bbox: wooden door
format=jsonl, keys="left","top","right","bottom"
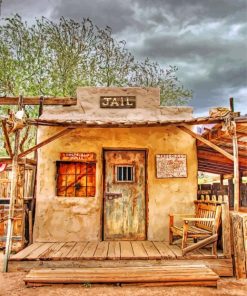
{"left": 103, "top": 150, "right": 146, "bottom": 240}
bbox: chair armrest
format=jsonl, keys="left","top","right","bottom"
{"left": 169, "top": 213, "right": 195, "bottom": 217}
{"left": 182, "top": 218, "right": 215, "bottom": 222}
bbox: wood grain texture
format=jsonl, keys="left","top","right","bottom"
{"left": 80, "top": 242, "right": 98, "bottom": 259}
{"left": 26, "top": 243, "right": 54, "bottom": 260}
{"left": 24, "top": 265, "right": 219, "bottom": 285}
{"left": 93, "top": 241, "right": 109, "bottom": 260}
{"left": 67, "top": 242, "right": 87, "bottom": 258}
{"left": 131, "top": 241, "right": 148, "bottom": 258}
{"left": 11, "top": 243, "right": 43, "bottom": 260}
{"left": 52, "top": 242, "right": 76, "bottom": 259}
{"left": 107, "top": 241, "right": 120, "bottom": 259}
{"left": 8, "top": 256, "right": 233, "bottom": 277}
{"left": 0, "top": 96, "right": 77, "bottom": 106}
{"left": 103, "top": 150, "right": 146, "bottom": 241}
{"left": 142, "top": 241, "right": 161, "bottom": 259}
{"left": 120, "top": 241, "right": 134, "bottom": 259}
{"left": 231, "top": 213, "right": 247, "bottom": 279}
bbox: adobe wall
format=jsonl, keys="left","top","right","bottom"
{"left": 33, "top": 125, "right": 197, "bottom": 242}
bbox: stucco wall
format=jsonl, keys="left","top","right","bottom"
{"left": 33, "top": 125, "right": 197, "bottom": 242}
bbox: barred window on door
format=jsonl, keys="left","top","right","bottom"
{"left": 115, "top": 165, "right": 135, "bottom": 182}
{"left": 56, "top": 161, "right": 96, "bottom": 197}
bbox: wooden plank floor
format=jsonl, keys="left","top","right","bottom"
{"left": 10, "top": 241, "right": 217, "bottom": 261}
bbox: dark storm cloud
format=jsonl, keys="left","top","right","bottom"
{"left": 132, "top": 0, "right": 247, "bottom": 24}
{"left": 1, "top": 0, "right": 247, "bottom": 115}
{"left": 51, "top": 0, "right": 137, "bottom": 33}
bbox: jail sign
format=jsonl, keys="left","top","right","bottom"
{"left": 100, "top": 96, "right": 136, "bottom": 108}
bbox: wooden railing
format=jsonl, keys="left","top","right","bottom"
{"left": 198, "top": 182, "right": 247, "bottom": 210}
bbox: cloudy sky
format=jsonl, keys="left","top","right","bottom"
{"left": 1, "top": 0, "right": 247, "bottom": 115}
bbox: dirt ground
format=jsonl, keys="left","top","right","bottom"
{"left": 0, "top": 252, "right": 247, "bottom": 296}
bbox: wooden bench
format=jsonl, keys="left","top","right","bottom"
{"left": 169, "top": 202, "right": 222, "bottom": 255}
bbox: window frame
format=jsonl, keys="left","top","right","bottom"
{"left": 56, "top": 161, "right": 96, "bottom": 198}
{"left": 114, "top": 164, "right": 135, "bottom": 183}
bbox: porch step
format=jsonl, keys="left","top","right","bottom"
{"left": 24, "top": 265, "right": 219, "bottom": 287}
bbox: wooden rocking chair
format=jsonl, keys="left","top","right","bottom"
{"left": 169, "top": 202, "right": 222, "bottom": 256}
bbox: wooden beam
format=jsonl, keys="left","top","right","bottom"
{"left": 198, "top": 166, "right": 233, "bottom": 175}
{"left": 0, "top": 96, "right": 77, "bottom": 106}
{"left": 197, "top": 148, "right": 247, "bottom": 167}
{"left": 178, "top": 125, "right": 234, "bottom": 161}
{"left": 1, "top": 120, "right": 13, "bottom": 158}
{"left": 210, "top": 138, "right": 247, "bottom": 148}
{"left": 182, "top": 234, "right": 218, "bottom": 256}
{"left": 0, "top": 157, "right": 36, "bottom": 165}
{"left": 26, "top": 117, "right": 227, "bottom": 128}
{"left": 198, "top": 163, "right": 233, "bottom": 172}
{"left": 18, "top": 127, "right": 75, "bottom": 158}
{"left": 198, "top": 166, "right": 235, "bottom": 174}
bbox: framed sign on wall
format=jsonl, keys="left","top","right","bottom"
{"left": 60, "top": 152, "right": 96, "bottom": 162}
{"left": 156, "top": 154, "right": 187, "bottom": 178}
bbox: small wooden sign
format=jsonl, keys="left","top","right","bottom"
{"left": 156, "top": 154, "right": 187, "bottom": 178}
{"left": 60, "top": 152, "right": 96, "bottom": 162}
{"left": 100, "top": 96, "right": 136, "bottom": 108}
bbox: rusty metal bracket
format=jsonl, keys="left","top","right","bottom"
{"left": 105, "top": 193, "right": 122, "bottom": 200}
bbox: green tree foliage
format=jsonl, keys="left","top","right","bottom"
{"left": 0, "top": 15, "right": 192, "bottom": 156}
{"left": 0, "top": 14, "right": 192, "bottom": 102}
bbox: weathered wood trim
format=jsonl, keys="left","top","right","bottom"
{"left": 182, "top": 235, "right": 218, "bottom": 256}
{"left": 177, "top": 125, "right": 234, "bottom": 161}
{"left": 8, "top": 258, "right": 233, "bottom": 277}
{"left": 221, "top": 199, "right": 232, "bottom": 258}
{"left": 232, "top": 121, "right": 240, "bottom": 212}
{"left": 231, "top": 212, "right": 247, "bottom": 279}
{"left": 26, "top": 117, "right": 228, "bottom": 127}
{"left": 18, "top": 127, "right": 75, "bottom": 158}
{"left": 1, "top": 120, "right": 13, "bottom": 158}
{"left": 0, "top": 96, "right": 77, "bottom": 106}
{"left": 0, "top": 158, "right": 37, "bottom": 166}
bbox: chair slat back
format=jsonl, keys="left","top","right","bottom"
{"left": 195, "top": 203, "right": 221, "bottom": 231}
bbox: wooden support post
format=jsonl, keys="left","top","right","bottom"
{"left": 220, "top": 174, "right": 224, "bottom": 185}
{"left": 18, "top": 127, "right": 75, "bottom": 158}
{"left": 1, "top": 120, "right": 13, "bottom": 158}
{"left": 38, "top": 96, "right": 44, "bottom": 117}
{"left": 169, "top": 215, "right": 174, "bottom": 244}
{"left": 182, "top": 221, "right": 189, "bottom": 249}
{"left": 221, "top": 198, "right": 232, "bottom": 258}
{"left": 243, "top": 216, "right": 247, "bottom": 273}
{"left": 232, "top": 121, "right": 240, "bottom": 212}
{"left": 231, "top": 212, "right": 247, "bottom": 279}
{"left": 3, "top": 95, "right": 23, "bottom": 272}
{"left": 28, "top": 211, "right": 33, "bottom": 245}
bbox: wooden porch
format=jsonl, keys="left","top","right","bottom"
{"left": 9, "top": 240, "right": 233, "bottom": 277}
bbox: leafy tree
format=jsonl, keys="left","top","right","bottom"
{"left": 0, "top": 14, "right": 192, "bottom": 101}
{"left": 0, "top": 15, "right": 192, "bottom": 156}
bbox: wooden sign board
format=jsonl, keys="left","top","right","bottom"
{"left": 100, "top": 96, "right": 136, "bottom": 108}
{"left": 60, "top": 152, "right": 96, "bottom": 162}
{"left": 156, "top": 154, "right": 187, "bottom": 178}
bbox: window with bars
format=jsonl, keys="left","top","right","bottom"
{"left": 56, "top": 162, "right": 96, "bottom": 197}
{"left": 115, "top": 165, "right": 135, "bottom": 182}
